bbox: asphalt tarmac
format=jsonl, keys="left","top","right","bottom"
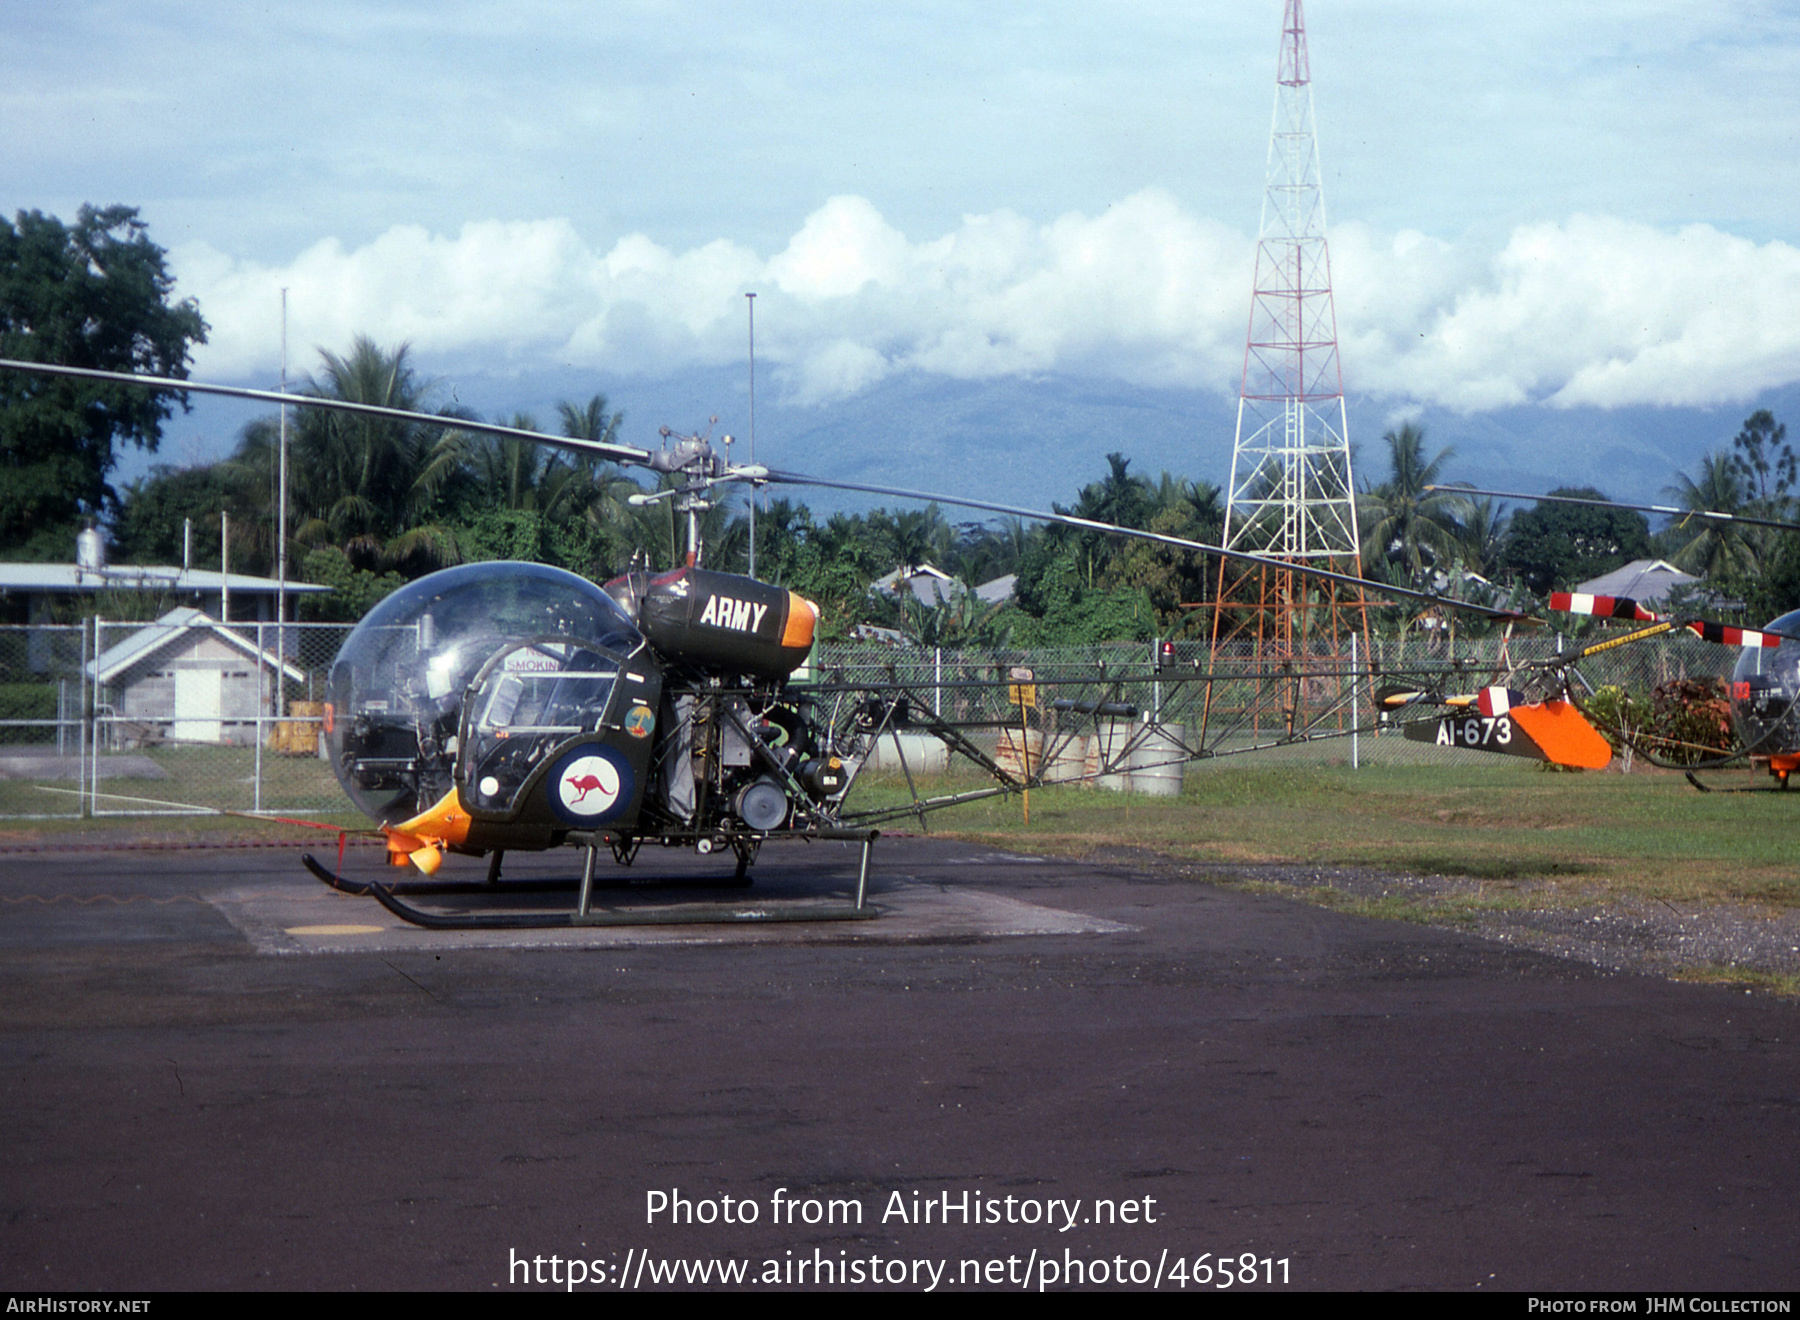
{"left": 1, "top": 835, "right": 1796, "bottom": 1292}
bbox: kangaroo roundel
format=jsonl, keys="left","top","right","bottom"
{"left": 557, "top": 754, "right": 621, "bottom": 817}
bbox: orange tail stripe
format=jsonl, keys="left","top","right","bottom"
{"left": 1511, "top": 701, "right": 1613, "bottom": 770}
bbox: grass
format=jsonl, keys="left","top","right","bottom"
{"left": 1671, "top": 964, "right": 1800, "bottom": 996}
{"left": 846, "top": 760, "right": 1800, "bottom": 909}
{"left": 5, "top": 748, "right": 1798, "bottom": 914}
{"left": 0, "top": 742, "right": 361, "bottom": 840}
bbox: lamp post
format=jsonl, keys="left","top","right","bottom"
{"left": 746, "top": 291, "right": 756, "bottom": 579}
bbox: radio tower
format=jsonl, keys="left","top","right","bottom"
{"left": 1208, "top": 0, "right": 1368, "bottom": 696}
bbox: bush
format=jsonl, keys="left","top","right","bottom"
{"left": 0, "top": 683, "right": 57, "bottom": 721}
{"left": 1582, "top": 679, "right": 1733, "bottom": 765}
{"left": 1648, "top": 676, "right": 1734, "bottom": 763}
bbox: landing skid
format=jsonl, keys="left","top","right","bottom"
{"left": 301, "top": 829, "right": 880, "bottom": 930}
{"left": 300, "top": 853, "right": 766, "bottom": 896}
{"left": 1685, "top": 770, "right": 1793, "bottom": 794}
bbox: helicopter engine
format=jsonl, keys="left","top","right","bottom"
{"left": 601, "top": 567, "right": 850, "bottom": 849}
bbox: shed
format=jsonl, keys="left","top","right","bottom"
{"left": 87, "top": 608, "right": 306, "bottom": 746}
{"left": 1572, "top": 558, "right": 1700, "bottom": 607}
{"left": 872, "top": 564, "right": 963, "bottom": 607}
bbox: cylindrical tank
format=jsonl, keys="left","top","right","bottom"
{"left": 76, "top": 527, "right": 106, "bottom": 572}
{"left": 604, "top": 567, "right": 817, "bottom": 679}
{"left": 1043, "top": 733, "right": 1090, "bottom": 784}
{"left": 867, "top": 732, "right": 949, "bottom": 775}
{"left": 1089, "top": 717, "right": 1137, "bottom": 792}
{"left": 1129, "top": 723, "right": 1186, "bottom": 797}
{"left": 995, "top": 728, "right": 1045, "bottom": 780}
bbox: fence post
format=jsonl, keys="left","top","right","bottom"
{"left": 83, "top": 617, "right": 94, "bottom": 818}
{"left": 1350, "top": 631, "right": 1360, "bottom": 770}
{"left": 254, "top": 620, "right": 265, "bottom": 814}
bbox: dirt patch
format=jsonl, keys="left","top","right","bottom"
{"left": 1080, "top": 845, "right": 1800, "bottom": 993}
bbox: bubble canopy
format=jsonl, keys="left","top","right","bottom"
{"left": 324, "top": 563, "right": 643, "bottom": 822}
{"left": 1731, "top": 608, "right": 1800, "bottom": 757}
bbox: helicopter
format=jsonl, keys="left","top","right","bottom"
{"left": 3, "top": 356, "right": 1796, "bottom": 930}
{"left": 1405, "top": 485, "right": 1800, "bottom": 790}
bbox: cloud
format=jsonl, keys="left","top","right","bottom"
{"left": 174, "top": 196, "right": 1800, "bottom": 414}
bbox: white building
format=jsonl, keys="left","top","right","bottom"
{"left": 87, "top": 608, "right": 306, "bottom": 747}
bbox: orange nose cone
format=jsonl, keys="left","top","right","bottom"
{"left": 782, "top": 592, "right": 820, "bottom": 650}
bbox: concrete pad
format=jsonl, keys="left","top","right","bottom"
{"left": 207, "top": 879, "right": 1133, "bottom": 954}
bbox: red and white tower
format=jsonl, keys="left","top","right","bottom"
{"left": 1226, "top": 0, "right": 1358, "bottom": 562}
{"left": 1210, "top": 0, "right": 1368, "bottom": 679}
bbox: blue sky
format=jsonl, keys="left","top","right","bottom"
{"left": 7, "top": 1, "right": 1800, "bottom": 498}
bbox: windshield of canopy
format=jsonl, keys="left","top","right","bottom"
{"left": 461, "top": 638, "right": 626, "bottom": 813}
{"left": 324, "top": 563, "right": 641, "bottom": 821}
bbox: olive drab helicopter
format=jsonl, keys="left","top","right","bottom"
{"left": 4, "top": 357, "right": 1797, "bottom": 931}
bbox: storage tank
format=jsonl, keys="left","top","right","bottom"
{"left": 76, "top": 527, "right": 107, "bottom": 572}
{"left": 1128, "top": 723, "right": 1187, "bottom": 797}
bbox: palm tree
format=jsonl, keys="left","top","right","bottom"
{"left": 468, "top": 414, "right": 553, "bottom": 513}
{"left": 618, "top": 473, "right": 747, "bottom": 571}
{"left": 557, "top": 395, "right": 624, "bottom": 451}
{"left": 1357, "top": 423, "right": 1461, "bottom": 584}
{"left": 869, "top": 505, "right": 954, "bottom": 576}
{"left": 1663, "top": 450, "right": 1758, "bottom": 581}
{"left": 1446, "top": 493, "right": 1509, "bottom": 579}
{"left": 285, "top": 337, "right": 466, "bottom": 572}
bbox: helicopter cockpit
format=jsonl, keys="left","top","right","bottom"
{"left": 459, "top": 638, "right": 627, "bottom": 815}
{"left": 1731, "top": 607, "right": 1800, "bottom": 760}
{"left": 324, "top": 562, "right": 645, "bottom": 823}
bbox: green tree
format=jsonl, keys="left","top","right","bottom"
{"left": 1097, "top": 475, "right": 1224, "bottom": 629}
{"left": 0, "top": 206, "right": 208, "bottom": 558}
{"left": 1660, "top": 450, "right": 1758, "bottom": 582}
{"left": 294, "top": 545, "right": 407, "bottom": 622}
{"left": 284, "top": 337, "right": 467, "bottom": 575}
{"left": 1729, "top": 410, "right": 1797, "bottom": 505}
{"left": 1447, "top": 493, "right": 1510, "bottom": 580}
{"left": 1356, "top": 423, "right": 1460, "bottom": 584}
{"left": 112, "top": 464, "right": 237, "bottom": 569}
{"left": 867, "top": 505, "right": 955, "bottom": 576}
{"left": 1500, "top": 487, "right": 1650, "bottom": 596}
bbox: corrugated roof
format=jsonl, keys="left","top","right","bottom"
{"left": 1572, "top": 558, "right": 1699, "bottom": 604}
{"left": 0, "top": 563, "right": 330, "bottom": 594}
{"left": 87, "top": 608, "right": 309, "bottom": 684}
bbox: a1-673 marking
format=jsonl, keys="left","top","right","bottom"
{"left": 1435, "top": 714, "right": 1513, "bottom": 748}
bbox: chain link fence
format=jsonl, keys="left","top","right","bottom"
{"left": 0, "top": 619, "right": 351, "bottom": 820}
{"left": 0, "top": 620, "right": 1745, "bottom": 820}
{"left": 0, "top": 624, "right": 90, "bottom": 818}
{"left": 812, "top": 626, "right": 1739, "bottom": 773}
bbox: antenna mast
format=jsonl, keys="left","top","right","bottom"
{"left": 1206, "top": 0, "right": 1370, "bottom": 731}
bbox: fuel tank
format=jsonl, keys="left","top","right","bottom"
{"left": 604, "top": 566, "right": 818, "bottom": 679}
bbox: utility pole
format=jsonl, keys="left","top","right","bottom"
{"left": 746, "top": 291, "right": 757, "bottom": 579}
{"left": 277, "top": 288, "right": 289, "bottom": 714}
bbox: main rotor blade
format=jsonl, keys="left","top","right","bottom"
{"left": 1426, "top": 484, "right": 1800, "bottom": 533}
{"left": 763, "top": 468, "right": 1528, "bottom": 620}
{"left": 0, "top": 357, "right": 654, "bottom": 465}
{"left": 1548, "top": 591, "right": 1798, "bottom": 644}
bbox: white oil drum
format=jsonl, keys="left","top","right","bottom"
{"left": 1090, "top": 717, "right": 1136, "bottom": 792}
{"left": 1129, "top": 723, "right": 1186, "bottom": 797}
